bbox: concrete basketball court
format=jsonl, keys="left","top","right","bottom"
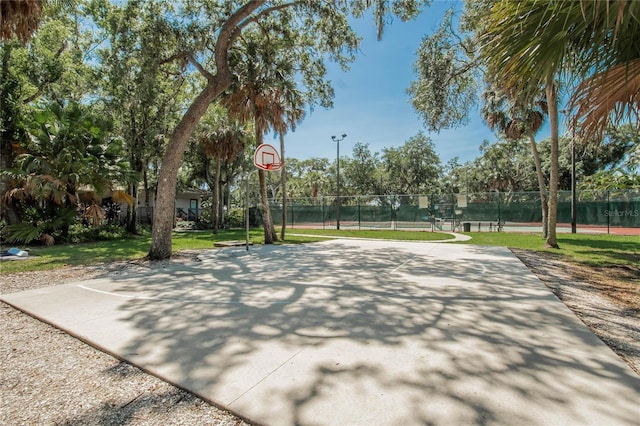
{"left": 2, "top": 239, "right": 639, "bottom": 425}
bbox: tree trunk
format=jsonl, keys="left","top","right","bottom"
{"left": 528, "top": 135, "right": 548, "bottom": 238}
{"left": 148, "top": 83, "right": 224, "bottom": 259}
{"left": 280, "top": 132, "right": 287, "bottom": 240}
{"left": 147, "top": 1, "right": 263, "bottom": 259}
{"left": 126, "top": 147, "right": 144, "bottom": 233}
{"left": 225, "top": 179, "right": 232, "bottom": 229}
{"left": 255, "top": 130, "right": 277, "bottom": 244}
{"left": 218, "top": 180, "right": 225, "bottom": 229}
{"left": 258, "top": 168, "right": 277, "bottom": 243}
{"left": 0, "top": 44, "right": 20, "bottom": 225}
{"left": 126, "top": 183, "right": 138, "bottom": 234}
{"left": 545, "top": 78, "right": 559, "bottom": 249}
{"left": 218, "top": 166, "right": 226, "bottom": 229}
{"left": 203, "top": 155, "right": 214, "bottom": 232}
{"left": 143, "top": 168, "right": 152, "bottom": 224}
{"left": 0, "top": 139, "right": 20, "bottom": 224}
{"left": 212, "top": 159, "right": 221, "bottom": 234}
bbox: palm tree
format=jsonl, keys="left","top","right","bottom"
{"left": 200, "top": 122, "right": 247, "bottom": 233}
{"left": 274, "top": 84, "right": 305, "bottom": 241}
{"left": 481, "top": 87, "right": 549, "bottom": 237}
{"left": 222, "top": 35, "right": 305, "bottom": 244}
{"left": 479, "top": 1, "right": 575, "bottom": 248}
{"left": 480, "top": 0, "right": 640, "bottom": 247}
{"left": 1, "top": 1, "right": 75, "bottom": 42}
{"left": 480, "top": 1, "right": 640, "bottom": 99}
{"left": 2, "top": 101, "right": 132, "bottom": 244}
{"left": 224, "top": 84, "right": 304, "bottom": 243}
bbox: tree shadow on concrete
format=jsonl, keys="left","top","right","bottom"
{"left": 64, "top": 241, "right": 640, "bottom": 425}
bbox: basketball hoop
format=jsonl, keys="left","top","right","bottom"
{"left": 264, "top": 162, "right": 282, "bottom": 170}
{"left": 254, "top": 144, "right": 282, "bottom": 171}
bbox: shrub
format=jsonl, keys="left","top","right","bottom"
{"left": 227, "top": 208, "right": 246, "bottom": 228}
{"left": 67, "top": 223, "right": 128, "bottom": 243}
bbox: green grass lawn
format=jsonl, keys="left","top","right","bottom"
{"left": 1, "top": 228, "right": 637, "bottom": 274}
{"left": 0, "top": 229, "right": 335, "bottom": 274}
{"left": 452, "top": 232, "right": 639, "bottom": 268}
{"left": 286, "top": 228, "right": 455, "bottom": 241}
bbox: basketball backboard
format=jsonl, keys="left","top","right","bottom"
{"left": 254, "top": 144, "right": 282, "bottom": 171}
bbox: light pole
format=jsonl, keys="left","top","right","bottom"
{"left": 332, "top": 134, "right": 347, "bottom": 230}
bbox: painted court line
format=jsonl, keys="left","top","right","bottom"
{"left": 76, "top": 284, "right": 294, "bottom": 305}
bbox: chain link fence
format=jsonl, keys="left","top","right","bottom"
{"left": 131, "top": 190, "right": 639, "bottom": 233}
{"left": 262, "top": 190, "right": 640, "bottom": 233}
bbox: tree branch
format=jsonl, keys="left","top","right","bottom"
{"left": 23, "top": 41, "right": 67, "bottom": 104}
{"left": 447, "top": 17, "right": 476, "bottom": 58}
{"left": 186, "top": 54, "right": 215, "bottom": 82}
{"left": 230, "top": 1, "right": 303, "bottom": 44}
{"left": 162, "top": 2, "right": 303, "bottom": 87}
{"left": 443, "top": 57, "right": 480, "bottom": 87}
{"left": 159, "top": 51, "right": 189, "bottom": 65}
{"left": 214, "top": 1, "right": 266, "bottom": 85}
{"left": 159, "top": 51, "right": 214, "bottom": 81}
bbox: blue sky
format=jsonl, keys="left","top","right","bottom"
{"left": 269, "top": 0, "right": 499, "bottom": 165}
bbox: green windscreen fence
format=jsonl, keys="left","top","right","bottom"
{"left": 262, "top": 190, "right": 640, "bottom": 230}
{"left": 557, "top": 190, "right": 640, "bottom": 227}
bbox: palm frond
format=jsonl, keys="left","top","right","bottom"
{"left": 78, "top": 190, "right": 99, "bottom": 204}
{"left": 504, "top": 121, "right": 524, "bottom": 140}
{"left": 84, "top": 203, "right": 105, "bottom": 227}
{"left": 0, "top": 0, "right": 42, "bottom": 42}
{"left": 481, "top": 86, "right": 547, "bottom": 140}
{"left": 111, "top": 189, "right": 135, "bottom": 206}
{"left": 481, "top": 0, "right": 640, "bottom": 101}
{"left": 67, "top": 191, "right": 78, "bottom": 205}
{"left": 0, "top": 167, "right": 28, "bottom": 180}
{"left": 569, "top": 57, "right": 640, "bottom": 142}
{"left": 1, "top": 222, "right": 44, "bottom": 244}
{"left": 3, "top": 187, "right": 30, "bottom": 204}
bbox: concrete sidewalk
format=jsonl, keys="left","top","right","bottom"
{"left": 2, "top": 240, "right": 639, "bottom": 425}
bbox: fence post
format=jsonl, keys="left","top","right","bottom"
{"left": 392, "top": 202, "right": 396, "bottom": 231}
{"left": 607, "top": 190, "right": 610, "bottom": 235}
{"left": 322, "top": 197, "right": 325, "bottom": 230}
{"left": 451, "top": 192, "right": 456, "bottom": 231}
{"left": 498, "top": 192, "right": 502, "bottom": 226}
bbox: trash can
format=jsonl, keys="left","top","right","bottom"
{"left": 463, "top": 222, "right": 471, "bottom": 232}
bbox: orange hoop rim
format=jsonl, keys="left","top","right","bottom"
{"left": 263, "top": 162, "right": 282, "bottom": 171}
